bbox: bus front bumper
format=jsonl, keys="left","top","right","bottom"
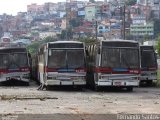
{"left": 140, "top": 75, "right": 157, "bottom": 81}
{"left": 0, "top": 72, "right": 30, "bottom": 83}
{"left": 96, "top": 80, "right": 139, "bottom": 87}
{"left": 45, "top": 80, "right": 86, "bottom": 86}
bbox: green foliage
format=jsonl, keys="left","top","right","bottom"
{"left": 27, "top": 36, "right": 56, "bottom": 55}
{"left": 69, "top": 18, "right": 81, "bottom": 28}
{"left": 58, "top": 29, "right": 73, "bottom": 40}
{"left": 77, "top": 37, "right": 97, "bottom": 45}
{"left": 125, "top": 0, "right": 136, "bottom": 6}
{"left": 156, "top": 35, "right": 160, "bottom": 56}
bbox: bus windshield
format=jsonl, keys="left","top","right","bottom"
{"left": 0, "top": 54, "right": 10, "bottom": 69}
{"left": 101, "top": 47, "right": 139, "bottom": 69}
{"left": 48, "top": 49, "right": 85, "bottom": 68}
{"left": 0, "top": 53, "right": 28, "bottom": 69}
{"left": 11, "top": 53, "right": 29, "bottom": 68}
{"left": 141, "top": 50, "right": 157, "bottom": 68}
{"left": 48, "top": 50, "right": 66, "bottom": 68}
{"left": 67, "top": 50, "right": 85, "bottom": 68}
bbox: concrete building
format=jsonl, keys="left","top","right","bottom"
{"left": 98, "top": 23, "right": 110, "bottom": 34}
{"left": 130, "top": 22, "right": 154, "bottom": 37}
{"left": 27, "top": 3, "right": 44, "bottom": 14}
{"left": 85, "top": 4, "right": 97, "bottom": 21}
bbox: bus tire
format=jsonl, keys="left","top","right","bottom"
{"left": 94, "top": 85, "right": 100, "bottom": 92}
{"left": 146, "top": 80, "right": 153, "bottom": 86}
{"left": 24, "top": 82, "right": 29, "bottom": 86}
{"left": 126, "top": 87, "right": 133, "bottom": 92}
{"left": 46, "top": 85, "right": 52, "bottom": 90}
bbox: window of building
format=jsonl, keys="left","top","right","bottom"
{"left": 99, "top": 26, "right": 103, "bottom": 29}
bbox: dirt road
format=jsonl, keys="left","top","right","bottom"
{"left": 0, "top": 86, "right": 159, "bottom": 115}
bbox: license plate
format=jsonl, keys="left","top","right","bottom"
{"left": 57, "top": 77, "right": 70, "bottom": 80}
{"left": 113, "top": 82, "right": 121, "bottom": 86}
{"left": 61, "top": 81, "right": 73, "bottom": 85}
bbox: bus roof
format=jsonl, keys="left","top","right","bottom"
{"left": 0, "top": 47, "right": 27, "bottom": 50}
{"left": 140, "top": 45, "right": 154, "bottom": 50}
{"left": 0, "top": 47, "right": 27, "bottom": 53}
{"left": 140, "top": 45, "right": 154, "bottom": 47}
{"left": 47, "top": 41, "right": 83, "bottom": 44}
{"left": 102, "top": 39, "right": 138, "bottom": 43}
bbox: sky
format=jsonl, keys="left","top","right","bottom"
{"left": 0, "top": 0, "right": 104, "bottom": 15}
{"left": 0, "top": 0, "right": 67, "bottom": 15}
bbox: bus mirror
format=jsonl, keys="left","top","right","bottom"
{"left": 49, "top": 50, "right": 52, "bottom": 56}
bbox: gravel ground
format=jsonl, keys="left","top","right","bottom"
{"left": 0, "top": 81, "right": 160, "bottom": 120}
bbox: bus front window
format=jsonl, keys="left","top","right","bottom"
{"left": 48, "top": 50, "right": 66, "bottom": 68}
{"left": 121, "top": 49, "right": 139, "bottom": 69}
{"left": 0, "top": 54, "right": 10, "bottom": 69}
{"left": 67, "top": 50, "right": 85, "bottom": 68}
{"left": 141, "top": 50, "right": 157, "bottom": 68}
{"left": 101, "top": 48, "right": 120, "bottom": 68}
{"left": 12, "top": 53, "right": 28, "bottom": 68}
{"left": 101, "top": 48, "right": 139, "bottom": 69}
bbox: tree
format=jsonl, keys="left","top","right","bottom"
{"left": 156, "top": 35, "right": 160, "bottom": 56}
{"left": 27, "top": 36, "right": 56, "bottom": 55}
{"left": 77, "top": 37, "right": 97, "bottom": 45}
{"left": 69, "top": 18, "right": 81, "bottom": 28}
{"left": 58, "top": 29, "right": 73, "bottom": 40}
{"left": 125, "top": 0, "right": 137, "bottom": 6}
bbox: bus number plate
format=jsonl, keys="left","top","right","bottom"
{"left": 113, "top": 82, "right": 121, "bottom": 86}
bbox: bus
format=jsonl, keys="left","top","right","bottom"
{"left": 140, "top": 45, "right": 157, "bottom": 85}
{"left": 36, "top": 41, "right": 86, "bottom": 89}
{"left": 0, "top": 47, "right": 31, "bottom": 85}
{"left": 86, "top": 40, "right": 140, "bottom": 91}
{"left": 31, "top": 53, "right": 38, "bottom": 83}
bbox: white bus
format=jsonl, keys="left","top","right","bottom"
{"left": 0, "top": 47, "right": 31, "bottom": 85}
{"left": 140, "top": 45, "right": 157, "bottom": 85}
{"left": 37, "top": 41, "right": 86, "bottom": 89}
{"left": 86, "top": 40, "right": 140, "bottom": 91}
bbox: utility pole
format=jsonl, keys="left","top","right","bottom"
{"left": 95, "top": 21, "right": 98, "bottom": 40}
{"left": 123, "top": 5, "right": 125, "bottom": 40}
{"left": 66, "top": 0, "right": 72, "bottom": 40}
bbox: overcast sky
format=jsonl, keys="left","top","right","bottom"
{"left": 0, "top": 0, "right": 66, "bottom": 15}
{"left": 0, "top": 0, "right": 104, "bottom": 15}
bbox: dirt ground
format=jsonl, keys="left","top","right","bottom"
{"left": 0, "top": 81, "right": 160, "bottom": 120}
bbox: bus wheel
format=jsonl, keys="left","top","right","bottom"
{"left": 146, "top": 80, "right": 153, "bottom": 86}
{"left": 126, "top": 87, "right": 133, "bottom": 92}
{"left": 46, "top": 85, "right": 52, "bottom": 90}
{"left": 25, "top": 82, "right": 29, "bottom": 86}
{"left": 94, "top": 85, "right": 100, "bottom": 92}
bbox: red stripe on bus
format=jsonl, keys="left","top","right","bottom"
{"left": 45, "top": 67, "right": 57, "bottom": 72}
{"left": 94, "top": 67, "right": 140, "bottom": 74}
{"left": 0, "top": 69, "right": 8, "bottom": 73}
{"left": 20, "top": 67, "right": 30, "bottom": 72}
{"left": 75, "top": 68, "right": 86, "bottom": 72}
